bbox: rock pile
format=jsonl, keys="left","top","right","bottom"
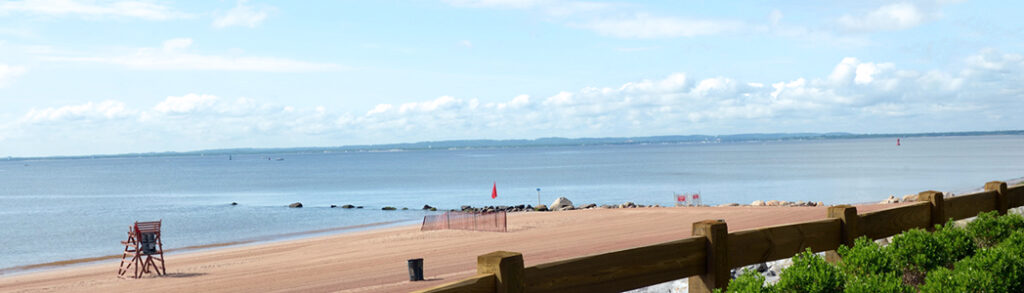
{"left": 749, "top": 200, "right": 822, "bottom": 207}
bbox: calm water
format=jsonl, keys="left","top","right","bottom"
{"left": 1, "top": 135, "right": 1023, "bottom": 271}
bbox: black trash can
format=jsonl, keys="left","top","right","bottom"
{"left": 408, "top": 258, "right": 424, "bottom": 281}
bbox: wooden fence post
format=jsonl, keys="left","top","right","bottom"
{"left": 478, "top": 251, "right": 524, "bottom": 293}
{"left": 918, "top": 190, "right": 945, "bottom": 229}
{"left": 825, "top": 205, "right": 860, "bottom": 263}
{"left": 985, "top": 181, "right": 1009, "bottom": 215}
{"left": 689, "top": 219, "right": 728, "bottom": 293}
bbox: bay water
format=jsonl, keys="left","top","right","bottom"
{"left": 1, "top": 135, "right": 1022, "bottom": 272}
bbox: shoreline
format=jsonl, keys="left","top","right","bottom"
{"left": 0, "top": 204, "right": 903, "bottom": 293}
{"left": 7, "top": 179, "right": 1019, "bottom": 279}
{"left": 0, "top": 219, "right": 412, "bottom": 276}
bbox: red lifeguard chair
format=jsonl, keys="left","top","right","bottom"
{"left": 117, "top": 220, "right": 166, "bottom": 278}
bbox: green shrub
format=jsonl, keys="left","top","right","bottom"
{"left": 721, "top": 269, "right": 775, "bottom": 293}
{"left": 890, "top": 228, "right": 947, "bottom": 285}
{"left": 919, "top": 267, "right": 991, "bottom": 292}
{"left": 838, "top": 237, "right": 898, "bottom": 277}
{"left": 844, "top": 273, "right": 911, "bottom": 293}
{"left": 775, "top": 249, "right": 844, "bottom": 293}
{"left": 932, "top": 219, "right": 975, "bottom": 262}
{"left": 967, "top": 211, "right": 1024, "bottom": 247}
{"left": 998, "top": 230, "right": 1024, "bottom": 255}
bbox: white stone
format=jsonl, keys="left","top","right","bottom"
{"left": 751, "top": 200, "right": 766, "bottom": 206}
{"left": 550, "top": 197, "right": 574, "bottom": 211}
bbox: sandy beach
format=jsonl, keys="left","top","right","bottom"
{"left": 0, "top": 204, "right": 900, "bottom": 293}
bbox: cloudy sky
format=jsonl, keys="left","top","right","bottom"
{"left": 1, "top": 0, "right": 1022, "bottom": 157}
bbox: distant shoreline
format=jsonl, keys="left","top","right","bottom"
{"left": 5, "top": 129, "right": 1023, "bottom": 160}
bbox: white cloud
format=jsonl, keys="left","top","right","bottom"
{"left": 153, "top": 94, "right": 218, "bottom": 114}
{"left": 213, "top": 0, "right": 272, "bottom": 28}
{"left": 44, "top": 38, "right": 341, "bottom": 72}
{"left": 443, "top": 0, "right": 546, "bottom": 9}
{"left": 579, "top": 13, "right": 743, "bottom": 38}
{"left": 0, "top": 0, "right": 189, "bottom": 20}
{"left": 0, "top": 64, "right": 27, "bottom": 87}
{"left": 838, "top": 2, "right": 930, "bottom": 32}
{"left": 5, "top": 49, "right": 1023, "bottom": 155}
{"left": 459, "top": 40, "right": 473, "bottom": 48}
{"left": 19, "top": 100, "right": 133, "bottom": 124}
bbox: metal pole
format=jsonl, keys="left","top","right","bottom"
{"left": 536, "top": 188, "right": 541, "bottom": 206}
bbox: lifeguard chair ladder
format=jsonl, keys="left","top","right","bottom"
{"left": 117, "top": 220, "right": 166, "bottom": 278}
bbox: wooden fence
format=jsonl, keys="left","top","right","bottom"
{"left": 413, "top": 181, "right": 1024, "bottom": 293}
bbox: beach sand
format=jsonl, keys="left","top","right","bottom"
{"left": 0, "top": 204, "right": 900, "bottom": 293}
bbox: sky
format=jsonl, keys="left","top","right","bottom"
{"left": 1, "top": 0, "right": 1023, "bottom": 157}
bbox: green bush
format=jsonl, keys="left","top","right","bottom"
{"left": 919, "top": 267, "right": 991, "bottom": 292}
{"left": 775, "top": 249, "right": 845, "bottom": 293}
{"left": 723, "top": 212, "right": 1024, "bottom": 292}
{"left": 967, "top": 211, "right": 1024, "bottom": 247}
{"left": 837, "top": 237, "right": 898, "bottom": 277}
{"left": 998, "top": 230, "right": 1024, "bottom": 255}
{"left": 844, "top": 273, "right": 911, "bottom": 293}
{"left": 889, "top": 228, "right": 947, "bottom": 284}
{"left": 932, "top": 219, "right": 976, "bottom": 262}
{"left": 720, "top": 269, "right": 775, "bottom": 293}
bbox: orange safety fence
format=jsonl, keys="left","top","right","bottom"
{"left": 421, "top": 211, "right": 507, "bottom": 232}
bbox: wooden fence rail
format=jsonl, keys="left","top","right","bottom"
{"left": 414, "top": 181, "right": 1024, "bottom": 293}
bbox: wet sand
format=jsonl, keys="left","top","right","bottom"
{"left": 0, "top": 204, "right": 898, "bottom": 293}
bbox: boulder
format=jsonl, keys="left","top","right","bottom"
{"left": 780, "top": 201, "right": 792, "bottom": 206}
{"left": 795, "top": 201, "right": 806, "bottom": 206}
{"left": 382, "top": 206, "right": 397, "bottom": 210}
{"left": 330, "top": 204, "right": 337, "bottom": 208}
{"left": 341, "top": 204, "right": 355, "bottom": 209}
{"left": 816, "top": 202, "right": 824, "bottom": 207}
{"left": 902, "top": 194, "right": 918, "bottom": 202}
{"left": 534, "top": 204, "right": 548, "bottom": 211}
{"left": 880, "top": 195, "right": 899, "bottom": 204}
{"left": 751, "top": 200, "right": 766, "bottom": 206}
{"left": 288, "top": 202, "right": 303, "bottom": 208}
{"left": 356, "top": 206, "right": 364, "bottom": 209}
{"left": 230, "top": 202, "right": 238, "bottom": 206}
{"left": 550, "top": 197, "right": 574, "bottom": 211}
{"left": 461, "top": 205, "right": 473, "bottom": 211}
{"left": 766, "top": 200, "right": 780, "bottom": 206}
{"left": 422, "top": 205, "right": 434, "bottom": 210}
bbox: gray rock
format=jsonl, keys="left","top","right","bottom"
{"left": 422, "top": 205, "right": 434, "bottom": 210}
{"left": 330, "top": 204, "right": 337, "bottom": 208}
{"left": 382, "top": 206, "right": 397, "bottom": 210}
{"left": 461, "top": 205, "right": 472, "bottom": 211}
{"left": 341, "top": 204, "right": 355, "bottom": 209}
{"left": 534, "top": 204, "right": 548, "bottom": 211}
{"left": 550, "top": 197, "right": 574, "bottom": 211}
{"left": 230, "top": 202, "right": 238, "bottom": 206}
{"left": 288, "top": 202, "right": 303, "bottom": 208}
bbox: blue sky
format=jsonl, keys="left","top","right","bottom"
{"left": 1, "top": 0, "right": 1022, "bottom": 156}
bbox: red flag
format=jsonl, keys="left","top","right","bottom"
{"left": 693, "top": 194, "right": 700, "bottom": 200}
{"left": 491, "top": 182, "right": 497, "bottom": 199}
{"left": 677, "top": 195, "right": 686, "bottom": 202}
